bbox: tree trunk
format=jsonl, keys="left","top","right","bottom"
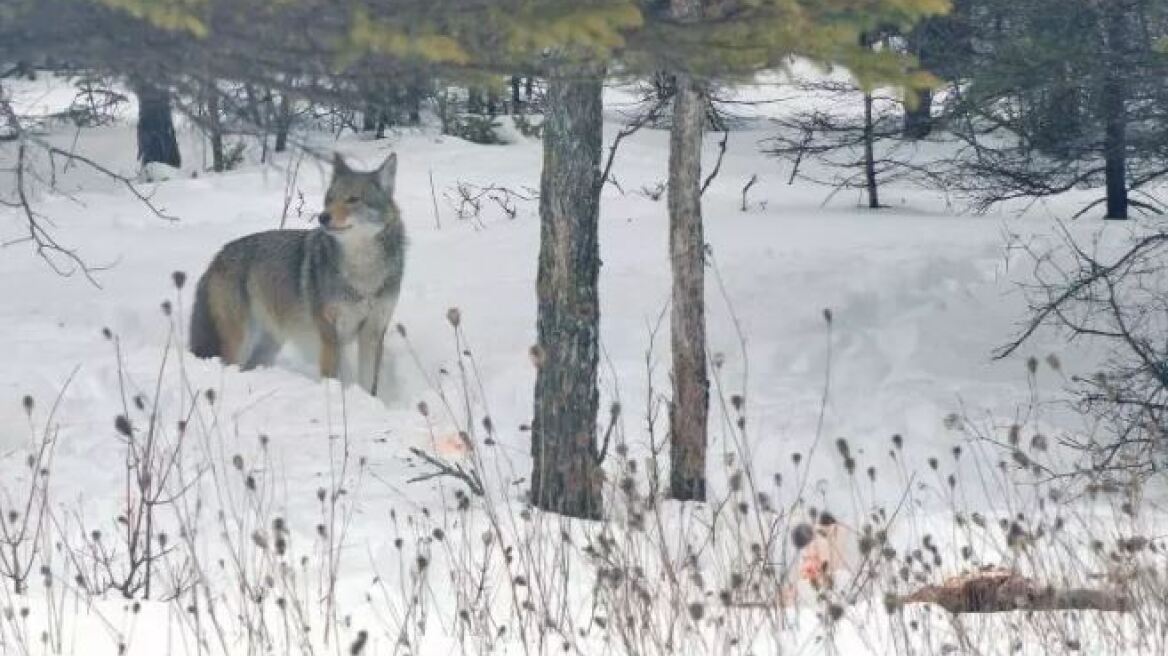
{"left": 362, "top": 102, "right": 377, "bottom": 132}
{"left": 407, "top": 87, "right": 422, "bottom": 125}
{"left": 530, "top": 66, "right": 605, "bottom": 520}
{"left": 1102, "top": 2, "right": 1128, "bottom": 220}
{"left": 205, "top": 84, "right": 225, "bottom": 173}
{"left": 511, "top": 75, "right": 523, "bottom": 111}
{"left": 487, "top": 88, "right": 500, "bottom": 117}
{"left": 667, "top": 70, "right": 710, "bottom": 502}
{"left": 375, "top": 110, "right": 388, "bottom": 140}
{"left": 903, "top": 88, "right": 933, "bottom": 139}
{"left": 274, "top": 92, "right": 292, "bottom": 153}
{"left": 467, "top": 87, "right": 484, "bottom": 115}
{"left": 863, "top": 91, "right": 880, "bottom": 209}
{"left": 135, "top": 82, "right": 181, "bottom": 168}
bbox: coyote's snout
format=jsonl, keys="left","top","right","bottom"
{"left": 189, "top": 152, "right": 405, "bottom": 395}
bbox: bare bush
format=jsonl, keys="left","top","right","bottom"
{"left": 997, "top": 225, "right": 1168, "bottom": 481}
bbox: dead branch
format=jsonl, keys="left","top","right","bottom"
{"left": 5, "top": 141, "right": 109, "bottom": 285}
{"left": 740, "top": 174, "right": 758, "bottom": 211}
{"left": 600, "top": 94, "right": 671, "bottom": 191}
{"left": 407, "top": 447, "right": 484, "bottom": 496}
{"left": 278, "top": 148, "right": 306, "bottom": 228}
{"left": 994, "top": 230, "right": 1168, "bottom": 359}
{"left": 700, "top": 128, "right": 729, "bottom": 196}
{"left": 46, "top": 146, "right": 177, "bottom": 221}
{"left": 1, "top": 98, "right": 176, "bottom": 285}
{"left": 445, "top": 180, "right": 536, "bottom": 224}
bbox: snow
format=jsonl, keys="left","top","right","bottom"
{"left": 1, "top": 74, "right": 1164, "bottom": 654}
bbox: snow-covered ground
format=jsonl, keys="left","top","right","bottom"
{"left": 1, "top": 75, "right": 1164, "bottom": 655}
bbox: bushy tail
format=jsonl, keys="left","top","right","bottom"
{"left": 189, "top": 275, "right": 221, "bottom": 359}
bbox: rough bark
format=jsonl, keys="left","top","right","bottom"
{"left": 134, "top": 82, "right": 181, "bottom": 168}
{"left": 1102, "top": 1, "right": 1128, "bottom": 220}
{"left": 667, "top": 69, "right": 710, "bottom": 502}
{"left": 530, "top": 65, "right": 605, "bottom": 520}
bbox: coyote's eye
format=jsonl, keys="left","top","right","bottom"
{"left": 346, "top": 196, "right": 360, "bottom": 204}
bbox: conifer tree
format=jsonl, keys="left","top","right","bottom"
{"left": 938, "top": 0, "right": 1168, "bottom": 219}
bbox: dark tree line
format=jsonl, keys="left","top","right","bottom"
{"left": 770, "top": 0, "right": 1168, "bottom": 220}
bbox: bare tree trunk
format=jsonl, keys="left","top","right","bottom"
{"left": 274, "top": 92, "right": 292, "bottom": 153}
{"left": 362, "top": 101, "right": 377, "bottom": 132}
{"left": 1102, "top": 1, "right": 1128, "bottom": 220}
{"left": 667, "top": 71, "right": 709, "bottom": 501}
{"left": 406, "top": 85, "right": 422, "bottom": 125}
{"left": 467, "top": 87, "right": 484, "bottom": 115}
{"left": 205, "top": 84, "right": 225, "bottom": 173}
{"left": 487, "top": 88, "right": 500, "bottom": 117}
{"left": 903, "top": 88, "right": 933, "bottom": 139}
{"left": 863, "top": 90, "right": 880, "bottom": 209}
{"left": 134, "top": 82, "right": 181, "bottom": 168}
{"left": 511, "top": 75, "right": 522, "bottom": 111}
{"left": 242, "top": 84, "right": 269, "bottom": 163}
{"left": 530, "top": 65, "right": 605, "bottom": 520}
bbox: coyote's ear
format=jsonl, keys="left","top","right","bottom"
{"left": 376, "top": 152, "right": 397, "bottom": 195}
{"left": 332, "top": 152, "right": 351, "bottom": 174}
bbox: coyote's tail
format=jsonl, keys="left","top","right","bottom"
{"left": 189, "top": 275, "right": 221, "bottom": 359}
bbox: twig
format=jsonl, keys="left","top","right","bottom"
{"left": 46, "top": 146, "right": 178, "bottom": 221}
{"left": 407, "top": 447, "right": 485, "bottom": 496}
{"left": 700, "top": 128, "right": 729, "bottom": 196}
{"left": 7, "top": 141, "right": 108, "bottom": 286}
{"left": 278, "top": 148, "right": 305, "bottom": 228}
{"left": 740, "top": 174, "right": 758, "bottom": 212}
{"left": 429, "top": 168, "right": 442, "bottom": 230}
{"left": 599, "top": 95, "right": 670, "bottom": 191}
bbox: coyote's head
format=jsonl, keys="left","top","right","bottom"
{"left": 317, "top": 152, "right": 397, "bottom": 235}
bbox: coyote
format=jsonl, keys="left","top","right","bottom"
{"left": 190, "top": 152, "right": 405, "bottom": 395}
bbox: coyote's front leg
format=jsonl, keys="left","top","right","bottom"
{"left": 316, "top": 308, "right": 342, "bottom": 381}
{"left": 357, "top": 312, "right": 390, "bottom": 396}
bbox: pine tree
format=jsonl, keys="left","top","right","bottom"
{"left": 941, "top": 0, "right": 1168, "bottom": 219}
